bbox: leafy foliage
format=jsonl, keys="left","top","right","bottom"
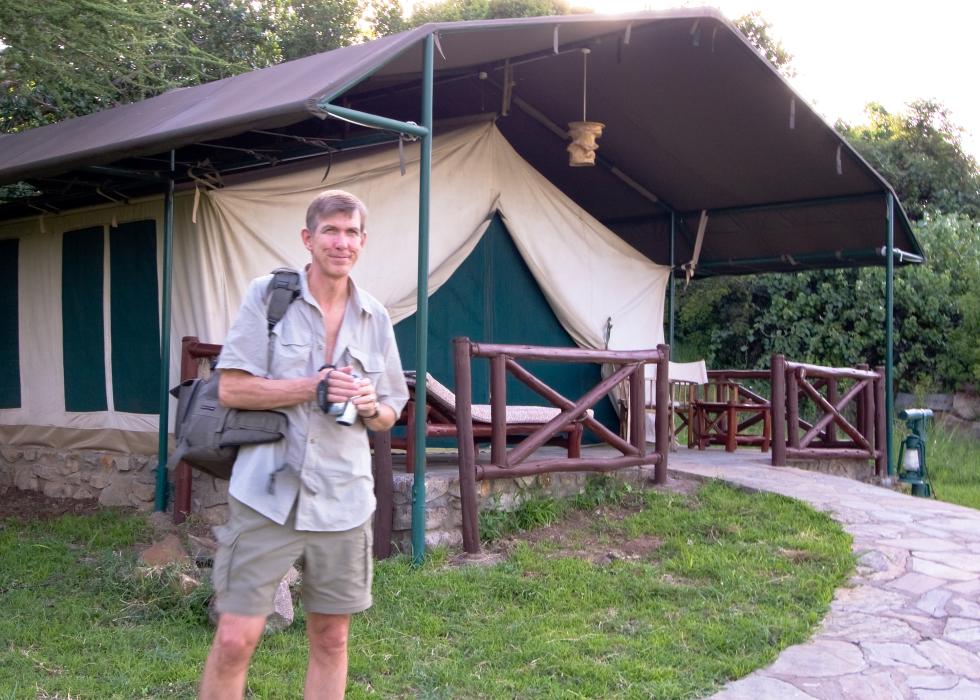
{"left": 676, "top": 213, "right": 980, "bottom": 391}
{"left": 838, "top": 100, "right": 980, "bottom": 220}
{"left": 0, "top": 0, "right": 405, "bottom": 134}
{"left": 0, "top": 0, "right": 275, "bottom": 132}
{"left": 407, "top": 0, "right": 570, "bottom": 26}
{"left": 734, "top": 11, "right": 795, "bottom": 78}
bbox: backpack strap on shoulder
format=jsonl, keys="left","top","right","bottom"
{"left": 266, "top": 267, "right": 301, "bottom": 335}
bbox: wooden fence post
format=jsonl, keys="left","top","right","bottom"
{"left": 372, "top": 429, "right": 393, "bottom": 559}
{"left": 771, "top": 354, "right": 786, "bottom": 466}
{"left": 654, "top": 344, "right": 670, "bottom": 484}
{"left": 787, "top": 368, "right": 800, "bottom": 451}
{"left": 454, "top": 337, "right": 480, "bottom": 553}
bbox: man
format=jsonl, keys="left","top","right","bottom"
{"left": 199, "top": 190, "right": 408, "bottom": 699}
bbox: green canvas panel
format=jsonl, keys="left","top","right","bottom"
{"left": 394, "top": 215, "right": 618, "bottom": 439}
{"left": 62, "top": 226, "right": 107, "bottom": 412}
{"left": 110, "top": 220, "right": 160, "bottom": 414}
{"left": 0, "top": 238, "right": 20, "bottom": 408}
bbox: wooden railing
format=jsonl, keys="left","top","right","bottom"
{"left": 453, "top": 338, "right": 670, "bottom": 553}
{"left": 770, "top": 354, "right": 885, "bottom": 475}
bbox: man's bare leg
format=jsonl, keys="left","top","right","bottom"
{"left": 304, "top": 613, "right": 351, "bottom": 700}
{"left": 199, "top": 613, "right": 267, "bottom": 699}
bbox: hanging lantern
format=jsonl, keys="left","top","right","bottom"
{"left": 567, "top": 48, "right": 603, "bottom": 167}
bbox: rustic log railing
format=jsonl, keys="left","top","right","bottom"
{"left": 171, "top": 336, "right": 397, "bottom": 559}
{"left": 454, "top": 338, "right": 670, "bottom": 554}
{"left": 770, "top": 354, "right": 885, "bottom": 476}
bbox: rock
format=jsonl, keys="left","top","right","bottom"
{"left": 171, "top": 572, "right": 201, "bottom": 596}
{"left": 952, "top": 392, "right": 980, "bottom": 421}
{"left": 264, "top": 574, "right": 296, "bottom": 633}
{"left": 140, "top": 534, "right": 191, "bottom": 568}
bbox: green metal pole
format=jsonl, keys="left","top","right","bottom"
{"left": 885, "top": 193, "right": 895, "bottom": 476}
{"left": 668, "top": 212, "right": 675, "bottom": 349}
{"left": 412, "top": 34, "right": 434, "bottom": 565}
{"left": 317, "top": 103, "right": 429, "bottom": 138}
{"left": 155, "top": 151, "right": 176, "bottom": 512}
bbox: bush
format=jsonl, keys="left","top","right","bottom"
{"left": 675, "top": 213, "right": 980, "bottom": 393}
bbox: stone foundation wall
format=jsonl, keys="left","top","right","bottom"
{"left": 0, "top": 443, "right": 650, "bottom": 551}
{"left": 0, "top": 445, "right": 158, "bottom": 508}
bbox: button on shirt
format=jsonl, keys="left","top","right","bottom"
{"left": 217, "top": 269, "right": 408, "bottom": 531}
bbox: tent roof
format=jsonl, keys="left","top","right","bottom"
{"left": 0, "top": 9, "right": 922, "bottom": 276}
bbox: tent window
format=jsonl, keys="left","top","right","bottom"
{"left": 62, "top": 226, "right": 108, "bottom": 412}
{"left": 0, "top": 238, "right": 20, "bottom": 408}
{"left": 109, "top": 220, "right": 160, "bottom": 413}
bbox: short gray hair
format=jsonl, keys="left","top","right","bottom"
{"left": 305, "top": 189, "right": 367, "bottom": 233}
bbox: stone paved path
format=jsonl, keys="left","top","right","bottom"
{"left": 665, "top": 450, "right": 980, "bottom": 700}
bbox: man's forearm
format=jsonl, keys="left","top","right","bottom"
{"left": 218, "top": 369, "right": 317, "bottom": 410}
{"left": 362, "top": 403, "right": 397, "bottom": 431}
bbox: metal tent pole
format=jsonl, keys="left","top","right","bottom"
{"left": 885, "top": 193, "right": 895, "bottom": 476}
{"left": 412, "top": 34, "right": 434, "bottom": 565}
{"left": 154, "top": 151, "right": 176, "bottom": 511}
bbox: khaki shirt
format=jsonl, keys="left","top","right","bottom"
{"left": 217, "top": 269, "right": 407, "bottom": 531}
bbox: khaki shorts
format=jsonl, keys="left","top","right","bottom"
{"left": 212, "top": 497, "right": 373, "bottom": 617}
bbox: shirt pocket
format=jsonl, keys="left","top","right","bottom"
{"left": 348, "top": 345, "right": 384, "bottom": 383}
{"left": 271, "top": 323, "right": 312, "bottom": 379}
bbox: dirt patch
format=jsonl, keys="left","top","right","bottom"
{"left": 0, "top": 485, "right": 110, "bottom": 521}
{"left": 451, "top": 475, "right": 699, "bottom": 567}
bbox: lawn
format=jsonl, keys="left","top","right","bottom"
{"left": 0, "top": 479, "right": 853, "bottom": 699}
{"left": 925, "top": 421, "right": 980, "bottom": 510}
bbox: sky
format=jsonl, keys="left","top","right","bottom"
{"left": 576, "top": 0, "right": 980, "bottom": 159}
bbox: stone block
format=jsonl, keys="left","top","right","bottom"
{"left": 141, "top": 534, "right": 192, "bottom": 568}
{"left": 98, "top": 479, "right": 135, "bottom": 507}
{"left": 13, "top": 467, "right": 38, "bottom": 491}
{"left": 952, "top": 392, "right": 980, "bottom": 421}
{"left": 41, "top": 480, "right": 76, "bottom": 499}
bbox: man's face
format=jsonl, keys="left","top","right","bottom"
{"left": 302, "top": 210, "right": 366, "bottom": 281}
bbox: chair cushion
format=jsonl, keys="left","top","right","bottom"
{"left": 405, "top": 371, "right": 594, "bottom": 424}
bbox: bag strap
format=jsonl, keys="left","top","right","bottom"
{"left": 266, "top": 267, "right": 302, "bottom": 335}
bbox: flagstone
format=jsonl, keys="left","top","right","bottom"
{"left": 944, "top": 617, "right": 980, "bottom": 645}
{"left": 913, "top": 678, "right": 980, "bottom": 700}
{"left": 711, "top": 675, "right": 818, "bottom": 699}
{"left": 861, "top": 641, "right": 932, "bottom": 668}
{"left": 886, "top": 573, "right": 948, "bottom": 595}
{"left": 912, "top": 558, "right": 978, "bottom": 582}
{"left": 915, "top": 589, "right": 954, "bottom": 617}
{"left": 768, "top": 640, "right": 866, "bottom": 677}
{"left": 915, "top": 639, "right": 980, "bottom": 679}
{"left": 914, "top": 550, "right": 980, "bottom": 572}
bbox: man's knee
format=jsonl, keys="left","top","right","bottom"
{"left": 307, "top": 614, "right": 350, "bottom": 658}
{"left": 213, "top": 614, "right": 265, "bottom": 665}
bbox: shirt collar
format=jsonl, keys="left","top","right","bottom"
{"left": 299, "top": 265, "right": 373, "bottom": 318}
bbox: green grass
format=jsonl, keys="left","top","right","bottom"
{"left": 924, "top": 422, "right": 980, "bottom": 510}
{"left": 0, "top": 481, "right": 853, "bottom": 699}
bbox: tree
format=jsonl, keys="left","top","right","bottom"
{"left": 272, "top": 0, "right": 365, "bottom": 62}
{"left": 838, "top": 100, "right": 980, "bottom": 220}
{"left": 0, "top": 0, "right": 276, "bottom": 132}
{"left": 406, "top": 0, "right": 570, "bottom": 26}
{"left": 734, "top": 11, "right": 795, "bottom": 78}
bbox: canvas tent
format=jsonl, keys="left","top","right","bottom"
{"left": 0, "top": 9, "right": 922, "bottom": 502}
{"left": 0, "top": 120, "right": 666, "bottom": 453}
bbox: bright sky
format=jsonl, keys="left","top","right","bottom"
{"left": 578, "top": 0, "right": 980, "bottom": 159}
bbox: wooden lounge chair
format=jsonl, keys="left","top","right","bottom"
{"left": 642, "top": 360, "right": 708, "bottom": 449}
{"left": 391, "top": 372, "right": 584, "bottom": 473}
